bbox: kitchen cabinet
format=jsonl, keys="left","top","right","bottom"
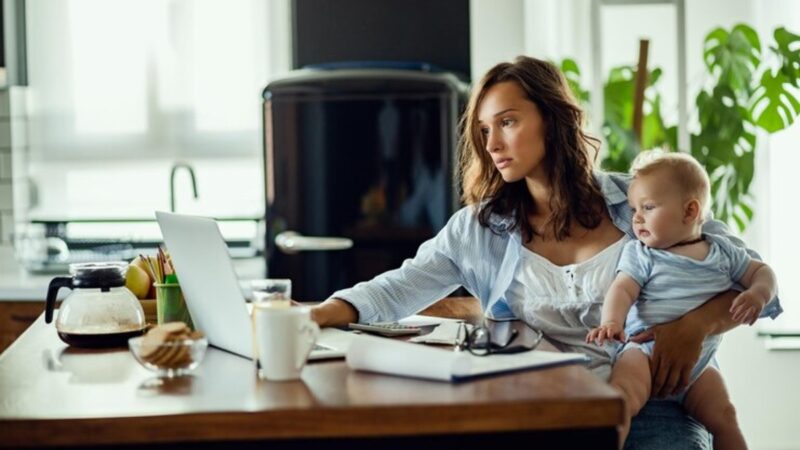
{"left": 0, "top": 302, "right": 44, "bottom": 354}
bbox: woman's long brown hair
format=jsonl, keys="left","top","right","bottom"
{"left": 459, "top": 55, "right": 604, "bottom": 242}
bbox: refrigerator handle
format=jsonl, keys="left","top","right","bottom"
{"left": 275, "top": 231, "right": 353, "bottom": 254}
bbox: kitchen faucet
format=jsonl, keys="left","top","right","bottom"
{"left": 169, "top": 162, "right": 199, "bottom": 212}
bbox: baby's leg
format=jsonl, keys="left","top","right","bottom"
{"left": 608, "top": 349, "right": 652, "bottom": 449}
{"left": 684, "top": 367, "right": 747, "bottom": 450}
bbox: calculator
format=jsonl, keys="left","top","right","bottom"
{"left": 348, "top": 322, "right": 422, "bottom": 337}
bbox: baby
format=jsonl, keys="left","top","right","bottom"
{"left": 586, "top": 152, "right": 777, "bottom": 450}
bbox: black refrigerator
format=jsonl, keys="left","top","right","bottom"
{"left": 262, "top": 68, "right": 468, "bottom": 300}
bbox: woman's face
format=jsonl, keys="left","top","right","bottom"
{"left": 477, "top": 81, "right": 547, "bottom": 183}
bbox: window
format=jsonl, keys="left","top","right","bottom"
{"left": 22, "top": 0, "right": 290, "bottom": 220}
{"left": 762, "top": 123, "right": 800, "bottom": 329}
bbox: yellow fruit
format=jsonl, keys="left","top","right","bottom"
{"left": 130, "top": 256, "right": 152, "bottom": 281}
{"left": 126, "top": 264, "right": 151, "bottom": 299}
{"left": 130, "top": 256, "right": 157, "bottom": 299}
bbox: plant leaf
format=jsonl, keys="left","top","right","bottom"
{"left": 732, "top": 212, "right": 746, "bottom": 232}
{"left": 641, "top": 94, "right": 668, "bottom": 150}
{"left": 751, "top": 70, "right": 800, "bottom": 132}
{"left": 738, "top": 198, "right": 754, "bottom": 221}
{"left": 691, "top": 81, "right": 758, "bottom": 232}
{"left": 604, "top": 66, "right": 635, "bottom": 126}
{"left": 704, "top": 24, "right": 761, "bottom": 96}
{"left": 665, "top": 125, "right": 678, "bottom": 151}
{"left": 601, "top": 121, "right": 639, "bottom": 172}
{"left": 696, "top": 85, "right": 747, "bottom": 156}
{"left": 774, "top": 27, "right": 800, "bottom": 86}
{"left": 559, "top": 58, "right": 590, "bottom": 104}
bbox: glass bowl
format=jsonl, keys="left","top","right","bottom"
{"left": 128, "top": 335, "right": 208, "bottom": 377}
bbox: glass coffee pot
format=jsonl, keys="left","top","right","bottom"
{"left": 45, "top": 262, "right": 146, "bottom": 348}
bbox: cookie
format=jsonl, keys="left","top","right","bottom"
{"left": 137, "top": 322, "right": 204, "bottom": 368}
{"left": 140, "top": 322, "right": 188, "bottom": 359}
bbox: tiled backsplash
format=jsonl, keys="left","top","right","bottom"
{"left": 0, "top": 87, "right": 29, "bottom": 248}
{"left": 0, "top": 91, "right": 12, "bottom": 246}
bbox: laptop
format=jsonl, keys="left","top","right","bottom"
{"left": 155, "top": 211, "right": 353, "bottom": 360}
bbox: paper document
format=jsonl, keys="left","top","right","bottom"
{"left": 397, "top": 314, "right": 463, "bottom": 327}
{"left": 346, "top": 334, "right": 590, "bottom": 382}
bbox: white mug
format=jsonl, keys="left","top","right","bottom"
{"left": 252, "top": 305, "right": 319, "bottom": 381}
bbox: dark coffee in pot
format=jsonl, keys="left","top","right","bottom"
{"left": 57, "top": 328, "right": 145, "bottom": 348}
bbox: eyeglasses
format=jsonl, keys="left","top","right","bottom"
{"left": 455, "top": 320, "right": 543, "bottom": 356}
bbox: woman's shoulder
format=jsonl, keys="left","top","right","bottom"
{"left": 593, "top": 170, "right": 632, "bottom": 204}
{"left": 449, "top": 203, "right": 515, "bottom": 236}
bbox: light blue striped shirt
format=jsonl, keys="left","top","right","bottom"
{"left": 333, "top": 171, "right": 783, "bottom": 327}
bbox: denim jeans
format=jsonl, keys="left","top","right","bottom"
{"left": 625, "top": 400, "right": 711, "bottom": 450}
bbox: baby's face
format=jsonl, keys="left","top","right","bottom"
{"left": 628, "top": 174, "right": 690, "bottom": 249}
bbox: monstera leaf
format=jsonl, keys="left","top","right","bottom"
{"left": 774, "top": 27, "right": 800, "bottom": 85}
{"left": 696, "top": 85, "right": 750, "bottom": 151}
{"left": 709, "top": 165, "right": 755, "bottom": 230}
{"left": 750, "top": 70, "right": 800, "bottom": 132}
{"left": 693, "top": 83, "right": 755, "bottom": 220}
{"left": 704, "top": 24, "right": 761, "bottom": 96}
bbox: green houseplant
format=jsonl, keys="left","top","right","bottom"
{"left": 563, "top": 24, "right": 800, "bottom": 231}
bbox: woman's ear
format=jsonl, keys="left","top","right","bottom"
{"left": 683, "top": 199, "right": 702, "bottom": 224}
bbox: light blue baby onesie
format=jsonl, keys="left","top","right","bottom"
{"left": 617, "top": 233, "right": 752, "bottom": 400}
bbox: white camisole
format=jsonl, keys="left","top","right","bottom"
{"left": 506, "top": 235, "right": 631, "bottom": 379}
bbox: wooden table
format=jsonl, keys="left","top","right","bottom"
{"left": 0, "top": 298, "right": 624, "bottom": 449}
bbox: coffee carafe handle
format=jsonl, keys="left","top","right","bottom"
{"left": 45, "top": 277, "right": 74, "bottom": 323}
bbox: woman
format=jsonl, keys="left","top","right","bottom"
{"left": 311, "top": 56, "right": 781, "bottom": 448}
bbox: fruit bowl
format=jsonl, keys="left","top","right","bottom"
{"left": 128, "top": 335, "right": 207, "bottom": 377}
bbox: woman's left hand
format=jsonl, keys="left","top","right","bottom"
{"left": 629, "top": 315, "right": 705, "bottom": 398}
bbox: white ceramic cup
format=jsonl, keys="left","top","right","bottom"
{"left": 252, "top": 305, "right": 319, "bottom": 381}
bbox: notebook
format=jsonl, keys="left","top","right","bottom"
{"left": 155, "top": 211, "right": 353, "bottom": 360}
{"left": 346, "top": 333, "right": 590, "bottom": 382}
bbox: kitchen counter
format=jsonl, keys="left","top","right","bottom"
{"left": 0, "top": 246, "right": 266, "bottom": 301}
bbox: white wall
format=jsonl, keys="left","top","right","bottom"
{"left": 0, "top": 89, "right": 11, "bottom": 248}
{"left": 470, "top": 0, "right": 527, "bottom": 80}
{"left": 470, "top": 1, "right": 800, "bottom": 448}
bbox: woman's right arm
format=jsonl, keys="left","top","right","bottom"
{"left": 311, "top": 207, "right": 480, "bottom": 326}
{"left": 311, "top": 298, "right": 358, "bottom": 327}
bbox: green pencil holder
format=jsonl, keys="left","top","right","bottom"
{"left": 154, "top": 283, "right": 194, "bottom": 329}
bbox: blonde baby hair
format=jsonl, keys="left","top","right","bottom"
{"left": 630, "top": 150, "right": 711, "bottom": 223}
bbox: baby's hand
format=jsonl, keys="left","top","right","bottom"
{"left": 585, "top": 322, "right": 626, "bottom": 345}
{"left": 730, "top": 290, "right": 766, "bottom": 325}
